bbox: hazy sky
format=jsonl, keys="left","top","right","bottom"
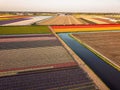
{"left": 0, "top": 0, "right": 120, "bottom": 12}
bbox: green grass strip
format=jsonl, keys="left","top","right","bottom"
{"left": 0, "top": 25, "right": 51, "bottom": 35}
{"left": 69, "top": 34, "right": 120, "bottom": 71}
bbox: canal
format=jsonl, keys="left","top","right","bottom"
{"left": 59, "top": 33, "right": 120, "bottom": 90}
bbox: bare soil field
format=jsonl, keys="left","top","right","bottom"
{"left": 72, "top": 31, "right": 120, "bottom": 67}
{"left": 74, "top": 15, "right": 116, "bottom": 24}
{"left": 37, "top": 15, "right": 83, "bottom": 25}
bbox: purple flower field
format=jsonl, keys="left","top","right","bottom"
{"left": 0, "top": 18, "right": 30, "bottom": 25}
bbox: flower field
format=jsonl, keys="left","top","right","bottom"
{"left": 3, "top": 16, "right": 52, "bottom": 26}
{"left": 0, "top": 18, "right": 30, "bottom": 25}
{"left": 0, "top": 15, "right": 30, "bottom": 18}
{"left": 0, "top": 18, "right": 14, "bottom": 21}
{"left": 0, "top": 34, "right": 77, "bottom": 73}
{"left": 0, "top": 27, "right": 98, "bottom": 89}
{"left": 1, "top": 13, "right": 119, "bottom": 89}
{"left": 0, "top": 66, "right": 97, "bottom": 90}
{"left": 0, "top": 15, "right": 52, "bottom": 26}
{"left": 51, "top": 24, "right": 120, "bottom": 32}
{"left": 0, "top": 26, "right": 51, "bottom": 35}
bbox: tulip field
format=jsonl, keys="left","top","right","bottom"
{"left": 3, "top": 16, "right": 52, "bottom": 26}
{"left": 0, "top": 14, "right": 119, "bottom": 26}
{"left": 0, "top": 66, "right": 98, "bottom": 90}
{"left": 0, "top": 18, "right": 30, "bottom": 25}
{"left": 0, "top": 25, "right": 98, "bottom": 89}
{"left": 0, "top": 15, "right": 52, "bottom": 26}
{"left": 51, "top": 24, "right": 120, "bottom": 33}
{"left": 0, "top": 33, "right": 77, "bottom": 72}
{"left": 0, "top": 13, "right": 120, "bottom": 90}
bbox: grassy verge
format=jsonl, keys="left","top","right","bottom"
{"left": 69, "top": 34, "right": 120, "bottom": 71}
{"left": 0, "top": 26, "right": 51, "bottom": 35}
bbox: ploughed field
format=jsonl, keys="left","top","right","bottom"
{"left": 72, "top": 31, "right": 120, "bottom": 67}
{"left": 74, "top": 15, "right": 117, "bottom": 24}
{"left": 37, "top": 15, "right": 83, "bottom": 25}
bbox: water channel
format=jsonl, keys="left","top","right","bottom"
{"left": 58, "top": 33, "right": 120, "bottom": 90}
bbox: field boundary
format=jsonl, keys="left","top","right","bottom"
{"left": 49, "top": 26, "right": 109, "bottom": 90}
{"left": 70, "top": 34, "right": 120, "bottom": 71}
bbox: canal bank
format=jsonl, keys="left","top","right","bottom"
{"left": 58, "top": 33, "right": 120, "bottom": 90}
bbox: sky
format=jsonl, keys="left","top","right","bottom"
{"left": 0, "top": 0, "right": 120, "bottom": 12}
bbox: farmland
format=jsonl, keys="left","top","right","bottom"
{"left": 3, "top": 16, "right": 52, "bottom": 26}
{"left": 51, "top": 24, "right": 120, "bottom": 33}
{"left": 74, "top": 15, "right": 117, "bottom": 24}
{"left": 0, "top": 66, "right": 98, "bottom": 90}
{"left": 0, "top": 26, "right": 51, "bottom": 35}
{"left": 37, "top": 14, "right": 82, "bottom": 25}
{"left": 0, "top": 18, "right": 30, "bottom": 25}
{"left": 0, "top": 15, "right": 52, "bottom": 26}
{"left": 0, "top": 46, "right": 75, "bottom": 71}
{"left": 0, "top": 32, "right": 98, "bottom": 89}
{"left": 0, "top": 13, "right": 120, "bottom": 90}
{"left": 72, "top": 31, "right": 120, "bottom": 68}
{"left": 0, "top": 14, "right": 119, "bottom": 26}
{"left": 0, "top": 33, "right": 77, "bottom": 72}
